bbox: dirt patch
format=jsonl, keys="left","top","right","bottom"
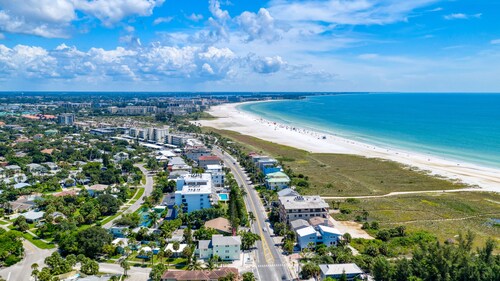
{"left": 329, "top": 216, "right": 374, "bottom": 240}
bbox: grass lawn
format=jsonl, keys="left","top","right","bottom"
{"left": 206, "top": 128, "right": 469, "bottom": 196}
{"left": 329, "top": 191, "right": 500, "bottom": 248}
{"left": 128, "top": 253, "right": 187, "bottom": 269}
{"left": 132, "top": 188, "right": 145, "bottom": 201}
{"left": 100, "top": 212, "right": 123, "bottom": 225}
{"left": 11, "top": 230, "right": 56, "bottom": 249}
{"left": 0, "top": 220, "right": 9, "bottom": 225}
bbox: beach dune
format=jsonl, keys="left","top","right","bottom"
{"left": 198, "top": 102, "right": 500, "bottom": 192}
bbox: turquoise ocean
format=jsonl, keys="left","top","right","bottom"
{"left": 238, "top": 93, "right": 500, "bottom": 168}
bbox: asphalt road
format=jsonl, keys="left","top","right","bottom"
{"left": 0, "top": 240, "right": 55, "bottom": 281}
{"left": 103, "top": 164, "right": 154, "bottom": 228}
{"left": 213, "top": 148, "right": 293, "bottom": 281}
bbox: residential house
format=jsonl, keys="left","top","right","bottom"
{"left": 277, "top": 188, "right": 299, "bottom": 198}
{"left": 33, "top": 134, "right": 44, "bottom": 141}
{"left": 40, "top": 148, "right": 54, "bottom": 155}
{"left": 319, "top": 263, "right": 364, "bottom": 281}
{"left": 164, "top": 243, "right": 188, "bottom": 257}
{"left": 256, "top": 157, "right": 279, "bottom": 171}
{"left": 13, "top": 182, "right": 30, "bottom": 189}
{"left": 23, "top": 210, "right": 45, "bottom": 223}
{"left": 43, "top": 162, "right": 59, "bottom": 171}
{"left": 198, "top": 235, "right": 241, "bottom": 261}
{"left": 197, "top": 155, "right": 221, "bottom": 169}
{"left": 161, "top": 268, "right": 239, "bottom": 281}
{"left": 26, "top": 163, "right": 47, "bottom": 174}
{"left": 265, "top": 171, "right": 290, "bottom": 190}
{"left": 113, "top": 152, "right": 129, "bottom": 162}
{"left": 110, "top": 226, "right": 129, "bottom": 238}
{"left": 293, "top": 220, "right": 342, "bottom": 249}
{"left": 167, "top": 157, "right": 192, "bottom": 173}
{"left": 278, "top": 195, "right": 329, "bottom": 224}
{"left": 262, "top": 165, "right": 282, "bottom": 175}
{"left": 44, "top": 129, "right": 58, "bottom": 136}
{"left": 8, "top": 194, "right": 40, "bottom": 213}
{"left": 184, "top": 146, "right": 211, "bottom": 162}
{"left": 296, "top": 226, "right": 317, "bottom": 249}
{"left": 5, "top": 165, "right": 21, "bottom": 174}
{"left": 84, "top": 184, "right": 109, "bottom": 197}
{"left": 156, "top": 150, "right": 176, "bottom": 162}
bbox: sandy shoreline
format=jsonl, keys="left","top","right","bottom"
{"left": 198, "top": 102, "right": 500, "bottom": 192}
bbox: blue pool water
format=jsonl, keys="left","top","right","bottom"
{"left": 138, "top": 209, "right": 151, "bottom": 227}
{"left": 239, "top": 93, "right": 500, "bottom": 168}
{"left": 219, "top": 193, "right": 229, "bottom": 201}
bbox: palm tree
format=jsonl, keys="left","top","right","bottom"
{"left": 124, "top": 246, "right": 131, "bottom": 257}
{"left": 165, "top": 249, "right": 173, "bottom": 271}
{"left": 187, "top": 256, "right": 203, "bottom": 271}
{"left": 212, "top": 255, "right": 220, "bottom": 268}
{"left": 172, "top": 241, "right": 180, "bottom": 252}
{"left": 31, "top": 263, "right": 39, "bottom": 281}
{"left": 248, "top": 212, "right": 255, "bottom": 226}
{"left": 149, "top": 210, "right": 160, "bottom": 228}
{"left": 148, "top": 251, "right": 154, "bottom": 266}
{"left": 157, "top": 248, "right": 165, "bottom": 263}
{"left": 138, "top": 250, "right": 147, "bottom": 266}
{"left": 120, "top": 259, "right": 130, "bottom": 277}
{"left": 207, "top": 257, "right": 218, "bottom": 271}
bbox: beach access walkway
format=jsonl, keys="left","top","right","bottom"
{"left": 320, "top": 187, "right": 482, "bottom": 200}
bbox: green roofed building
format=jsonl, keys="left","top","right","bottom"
{"left": 265, "top": 171, "right": 290, "bottom": 190}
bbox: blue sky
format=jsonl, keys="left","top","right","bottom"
{"left": 0, "top": 0, "right": 499, "bottom": 92}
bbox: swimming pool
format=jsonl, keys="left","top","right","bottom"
{"left": 219, "top": 193, "right": 229, "bottom": 201}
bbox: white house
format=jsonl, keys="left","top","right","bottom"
{"left": 43, "top": 162, "right": 59, "bottom": 171}
{"left": 198, "top": 235, "right": 241, "bottom": 261}
{"left": 165, "top": 243, "right": 188, "bottom": 257}
{"left": 174, "top": 173, "right": 217, "bottom": 213}
{"left": 23, "top": 210, "right": 45, "bottom": 223}
{"left": 278, "top": 195, "right": 329, "bottom": 224}
{"left": 319, "top": 263, "right": 364, "bottom": 281}
{"left": 205, "top": 164, "right": 225, "bottom": 188}
{"left": 26, "top": 163, "right": 47, "bottom": 174}
{"left": 113, "top": 152, "right": 129, "bottom": 162}
{"left": 168, "top": 157, "right": 192, "bottom": 173}
{"left": 5, "top": 165, "right": 21, "bottom": 174}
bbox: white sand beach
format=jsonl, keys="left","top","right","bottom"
{"left": 197, "top": 102, "right": 500, "bottom": 192}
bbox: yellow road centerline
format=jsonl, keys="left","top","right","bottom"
{"left": 229, "top": 160, "right": 275, "bottom": 265}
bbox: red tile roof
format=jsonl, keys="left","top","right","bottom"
{"left": 198, "top": 155, "right": 220, "bottom": 161}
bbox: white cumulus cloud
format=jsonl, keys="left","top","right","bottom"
{"left": 236, "top": 8, "right": 283, "bottom": 43}
{"left": 0, "top": 0, "right": 165, "bottom": 37}
{"left": 249, "top": 55, "right": 285, "bottom": 74}
{"left": 74, "top": 0, "right": 165, "bottom": 26}
{"left": 444, "top": 13, "right": 482, "bottom": 20}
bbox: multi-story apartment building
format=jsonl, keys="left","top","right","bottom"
{"left": 175, "top": 173, "right": 217, "bottom": 213}
{"left": 57, "top": 113, "right": 75, "bottom": 125}
{"left": 205, "top": 164, "right": 225, "bottom": 188}
{"left": 198, "top": 235, "right": 241, "bottom": 261}
{"left": 278, "top": 195, "right": 329, "bottom": 224}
